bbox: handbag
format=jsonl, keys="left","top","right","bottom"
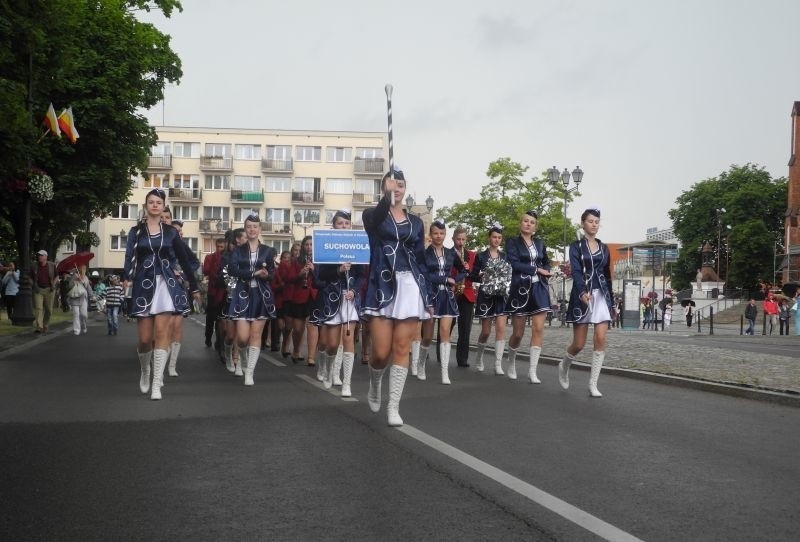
{"left": 68, "top": 281, "right": 84, "bottom": 299}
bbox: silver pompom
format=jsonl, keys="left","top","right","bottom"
{"left": 480, "top": 258, "right": 512, "bottom": 297}
{"left": 222, "top": 264, "right": 237, "bottom": 297}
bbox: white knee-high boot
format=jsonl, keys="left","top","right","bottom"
{"left": 589, "top": 351, "right": 604, "bottom": 397}
{"left": 410, "top": 340, "right": 420, "bottom": 376}
{"left": 341, "top": 352, "right": 355, "bottom": 397}
{"left": 559, "top": 351, "right": 576, "bottom": 390}
{"left": 475, "top": 342, "right": 486, "bottom": 372}
{"left": 168, "top": 342, "right": 180, "bottom": 377}
{"left": 316, "top": 350, "right": 326, "bottom": 381}
{"left": 322, "top": 351, "right": 333, "bottom": 389}
{"left": 244, "top": 346, "right": 260, "bottom": 386}
{"left": 234, "top": 345, "right": 245, "bottom": 377}
{"left": 367, "top": 365, "right": 386, "bottom": 412}
{"left": 138, "top": 350, "right": 152, "bottom": 394}
{"left": 387, "top": 364, "right": 408, "bottom": 427}
{"left": 417, "top": 345, "right": 429, "bottom": 381}
{"left": 440, "top": 342, "right": 451, "bottom": 385}
{"left": 528, "top": 346, "right": 541, "bottom": 384}
{"left": 151, "top": 348, "right": 168, "bottom": 400}
{"left": 506, "top": 347, "right": 518, "bottom": 379}
{"left": 224, "top": 342, "right": 234, "bottom": 373}
{"left": 494, "top": 340, "right": 505, "bottom": 375}
{"left": 333, "top": 345, "right": 343, "bottom": 386}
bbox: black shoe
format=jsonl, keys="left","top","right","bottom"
{"left": 282, "top": 352, "right": 291, "bottom": 358}
{"left": 270, "top": 346, "right": 280, "bottom": 352}
{"left": 205, "top": 338, "right": 212, "bottom": 347}
{"left": 457, "top": 363, "right": 470, "bottom": 368}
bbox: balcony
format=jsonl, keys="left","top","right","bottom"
{"left": 354, "top": 157, "right": 385, "bottom": 175}
{"left": 148, "top": 154, "right": 172, "bottom": 169}
{"left": 291, "top": 191, "right": 324, "bottom": 205}
{"left": 168, "top": 187, "right": 202, "bottom": 202}
{"left": 199, "top": 218, "right": 230, "bottom": 233}
{"left": 352, "top": 192, "right": 380, "bottom": 206}
{"left": 199, "top": 155, "right": 233, "bottom": 171}
{"left": 261, "top": 158, "right": 293, "bottom": 173}
{"left": 260, "top": 221, "right": 292, "bottom": 235}
{"left": 230, "top": 189, "right": 264, "bottom": 203}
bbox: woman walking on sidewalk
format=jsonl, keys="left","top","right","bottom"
{"left": 226, "top": 214, "right": 277, "bottom": 386}
{"left": 505, "top": 210, "right": 552, "bottom": 384}
{"left": 124, "top": 188, "right": 200, "bottom": 400}
{"left": 362, "top": 168, "right": 431, "bottom": 426}
{"left": 66, "top": 265, "right": 92, "bottom": 335}
{"left": 558, "top": 208, "right": 615, "bottom": 397}
{"left": 470, "top": 223, "right": 510, "bottom": 375}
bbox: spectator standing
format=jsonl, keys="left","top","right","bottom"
{"left": 762, "top": 293, "right": 779, "bottom": 335}
{"left": 778, "top": 299, "right": 790, "bottom": 336}
{"left": 744, "top": 299, "right": 757, "bottom": 335}
{"left": 30, "top": 249, "right": 57, "bottom": 333}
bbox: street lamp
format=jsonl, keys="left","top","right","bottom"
{"left": 715, "top": 208, "right": 726, "bottom": 278}
{"left": 405, "top": 194, "right": 434, "bottom": 216}
{"left": 294, "top": 210, "right": 309, "bottom": 238}
{"left": 548, "top": 165, "right": 584, "bottom": 302}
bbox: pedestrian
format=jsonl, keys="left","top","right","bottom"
{"left": 451, "top": 226, "right": 476, "bottom": 367}
{"left": 744, "top": 298, "right": 757, "bottom": 335}
{"left": 30, "top": 249, "right": 57, "bottom": 333}
{"left": 105, "top": 274, "right": 124, "bottom": 335}
{"left": 1, "top": 262, "right": 20, "bottom": 320}
{"left": 684, "top": 303, "right": 694, "bottom": 327}
{"left": 285, "top": 239, "right": 314, "bottom": 364}
{"left": 663, "top": 302, "right": 672, "bottom": 329}
{"left": 299, "top": 236, "right": 320, "bottom": 368}
{"left": 66, "top": 265, "right": 92, "bottom": 335}
{"left": 309, "top": 209, "right": 364, "bottom": 396}
{"left": 778, "top": 299, "right": 790, "bottom": 336}
{"left": 792, "top": 292, "right": 800, "bottom": 336}
{"left": 361, "top": 167, "right": 431, "bottom": 426}
{"left": 123, "top": 188, "right": 201, "bottom": 400}
{"left": 273, "top": 248, "right": 295, "bottom": 359}
{"left": 505, "top": 210, "right": 553, "bottom": 384}
{"left": 92, "top": 271, "right": 106, "bottom": 313}
{"left": 558, "top": 208, "right": 615, "bottom": 398}
{"left": 418, "top": 219, "right": 466, "bottom": 385}
{"left": 203, "top": 237, "right": 227, "bottom": 351}
{"left": 470, "top": 223, "right": 510, "bottom": 375}
{"left": 226, "top": 214, "right": 277, "bottom": 386}
{"left": 763, "top": 293, "right": 779, "bottom": 335}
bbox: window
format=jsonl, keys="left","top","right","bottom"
{"left": 325, "top": 209, "right": 337, "bottom": 224}
{"left": 355, "top": 147, "right": 383, "bottom": 159}
{"left": 173, "top": 142, "right": 200, "bottom": 158}
{"left": 152, "top": 141, "right": 171, "bottom": 156}
{"left": 173, "top": 174, "right": 200, "bottom": 189}
{"left": 235, "top": 144, "right": 261, "bottom": 160}
{"left": 63, "top": 238, "right": 75, "bottom": 253}
{"left": 110, "top": 235, "right": 127, "bottom": 250}
{"left": 173, "top": 206, "right": 199, "bottom": 220}
{"left": 266, "top": 177, "right": 291, "bottom": 192}
{"left": 234, "top": 208, "right": 261, "bottom": 221}
{"left": 296, "top": 146, "right": 321, "bottom": 161}
{"left": 326, "top": 146, "right": 352, "bottom": 162}
{"left": 111, "top": 204, "right": 138, "bottom": 219}
{"left": 205, "top": 174, "right": 230, "bottom": 190}
{"left": 294, "top": 177, "right": 317, "bottom": 192}
{"left": 296, "top": 209, "right": 320, "bottom": 224}
{"left": 266, "top": 145, "right": 292, "bottom": 160}
{"left": 204, "top": 206, "right": 230, "bottom": 220}
{"left": 205, "top": 143, "right": 232, "bottom": 158}
{"left": 265, "top": 239, "right": 290, "bottom": 254}
{"left": 233, "top": 175, "right": 261, "bottom": 191}
{"left": 353, "top": 210, "right": 363, "bottom": 225}
{"left": 354, "top": 178, "right": 379, "bottom": 195}
{"left": 183, "top": 237, "right": 198, "bottom": 253}
{"left": 265, "top": 208, "right": 290, "bottom": 224}
{"left": 326, "top": 178, "right": 352, "bottom": 194}
{"left": 144, "top": 173, "right": 169, "bottom": 188}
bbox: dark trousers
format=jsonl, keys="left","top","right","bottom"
{"left": 779, "top": 319, "right": 789, "bottom": 335}
{"left": 205, "top": 297, "right": 222, "bottom": 345}
{"left": 455, "top": 297, "right": 474, "bottom": 365}
{"left": 270, "top": 318, "right": 281, "bottom": 350}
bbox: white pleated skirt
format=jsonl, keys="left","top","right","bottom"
{"left": 325, "top": 299, "right": 360, "bottom": 325}
{"left": 577, "top": 289, "right": 611, "bottom": 324}
{"left": 363, "top": 271, "right": 431, "bottom": 321}
{"left": 141, "top": 275, "right": 176, "bottom": 316}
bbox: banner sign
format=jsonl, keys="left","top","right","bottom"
{"left": 622, "top": 279, "right": 641, "bottom": 330}
{"left": 312, "top": 229, "right": 370, "bottom": 264}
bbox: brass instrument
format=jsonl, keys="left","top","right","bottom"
{"left": 455, "top": 247, "right": 467, "bottom": 296}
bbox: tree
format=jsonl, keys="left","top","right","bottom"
{"left": 436, "top": 157, "right": 578, "bottom": 259}
{"left": 668, "top": 164, "right": 786, "bottom": 292}
{"left": 0, "top": 0, "right": 183, "bottom": 260}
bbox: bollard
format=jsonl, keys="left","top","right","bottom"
{"left": 762, "top": 312, "right": 767, "bottom": 335}
{"left": 740, "top": 314, "right": 744, "bottom": 335}
{"left": 709, "top": 307, "right": 714, "bottom": 335}
{"left": 697, "top": 312, "right": 701, "bottom": 333}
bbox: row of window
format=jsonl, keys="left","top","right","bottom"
{"left": 141, "top": 174, "right": 379, "bottom": 195}
{"left": 111, "top": 205, "right": 364, "bottom": 225}
{"left": 152, "top": 142, "right": 383, "bottom": 163}
{"left": 108, "top": 234, "right": 293, "bottom": 258}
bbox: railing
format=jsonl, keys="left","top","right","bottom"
{"left": 199, "top": 155, "right": 233, "bottom": 170}
{"left": 199, "top": 219, "right": 229, "bottom": 233}
{"left": 148, "top": 154, "right": 172, "bottom": 169}
{"left": 291, "top": 191, "right": 324, "bottom": 203}
{"left": 696, "top": 289, "right": 749, "bottom": 320}
{"left": 261, "top": 158, "right": 293, "bottom": 172}
{"left": 351, "top": 192, "right": 380, "bottom": 205}
{"left": 167, "top": 187, "right": 202, "bottom": 201}
{"left": 230, "top": 189, "right": 264, "bottom": 202}
{"left": 354, "top": 157, "right": 385, "bottom": 174}
{"left": 260, "top": 222, "right": 292, "bottom": 234}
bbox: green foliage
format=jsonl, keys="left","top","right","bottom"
{"left": 437, "top": 158, "right": 578, "bottom": 259}
{"left": 0, "top": 0, "right": 182, "bottom": 257}
{"left": 668, "top": 164, "right": 786, "bottom": 291}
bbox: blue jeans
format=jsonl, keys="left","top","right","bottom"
{"left": 107, "top": 305, "right": 120, "bottom": 334}
{"left": 745, "top": 318, "right": 755, "bottom": 335}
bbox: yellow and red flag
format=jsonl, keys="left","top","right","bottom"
{"left": 57, "top": 107, "right": 80, "bottom": 144}
{"left": 42, "top": 103, "right": 61, "bottom": 137}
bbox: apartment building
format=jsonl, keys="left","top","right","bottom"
{"left": 88, "top": 126, "right": 406, "bottom": 273}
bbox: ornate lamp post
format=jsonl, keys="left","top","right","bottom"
{"left": 548, "top": 165, "right": 584, "bottom": 302}
{"left": 294, "top": 210, "right": 309, "bottom": 239}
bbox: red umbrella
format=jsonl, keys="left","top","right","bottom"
{"left": 56, "top": 251, "right": 94, "bottom": 274}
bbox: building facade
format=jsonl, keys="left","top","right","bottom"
{"left": 87, "top": 126, "right": 401, "bottom": 273}
{"left": 784, "top": 102, "right": 800, "bottom": 284}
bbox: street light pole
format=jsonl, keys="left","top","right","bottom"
{"left": 548, "top": 165, "right": 583, "bottom": 302}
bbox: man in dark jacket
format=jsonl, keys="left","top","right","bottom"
{"left": 744, "top": 298, "right": 757, "bottom": 335}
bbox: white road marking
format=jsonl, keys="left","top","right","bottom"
{"left": 296, "top": 374, "right": 358, "bottom": 401}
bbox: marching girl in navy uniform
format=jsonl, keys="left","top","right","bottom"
{"left": 361, "top": 167, "right": 431, "bottom": 427}
{"left": 559, "top": 208, "right": 614, "bottom": 397}
{"left": 226, "top": 214, "right": 277, "bottom": 386}
{"left": 123, "top": 188, "right": 201, "bottom": 401}
{"left": 309, "top": 209, "right": 364, "bottom": 397}
{"left": 505, "top": 210, "right": 552, "bottom": 384}
{"left": 220, "top": 228, "right": 246, "bottom": 375}
{"left": 470, "top": 223, "right": 509, "bottom": 375}
{"left": 419, "top": 219, "right": 466, "bottom": 385}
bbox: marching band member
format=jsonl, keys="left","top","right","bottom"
{"left": 220, "top": 228, "right": 246, "bottom": 374}
{"left": 451, "top": 226, "right": 476, "bottom": 367}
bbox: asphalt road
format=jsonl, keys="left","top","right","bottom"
{"left": 1, "top": 316, "right": 798, "bottom": 541}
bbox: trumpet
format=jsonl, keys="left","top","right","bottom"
{"left": 455, "top": 247, "right": 467, "bottom": 295}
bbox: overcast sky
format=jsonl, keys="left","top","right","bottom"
{"left": 139, "top": 0, "right": 800, "bottom": 243}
